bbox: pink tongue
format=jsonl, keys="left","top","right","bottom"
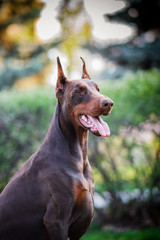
{"left": 87, "top": 115, "right": 110, "bottom": 137}
{"left": 79, "top": 115, "right": 111, "bottom": 137}
{"left": 91, "top": 116, "right": 110, "bottom": 137}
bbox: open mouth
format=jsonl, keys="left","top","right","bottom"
{"left": 79, "top": 114, "right": 110, "bottom": 137}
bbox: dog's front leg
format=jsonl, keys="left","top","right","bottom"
{"left": 43, "top": 199, "right": 68, "bottom": 240}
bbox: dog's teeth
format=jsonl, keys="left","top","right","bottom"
{"left": 82, "top": 115, "right": 87, "bottom": 122}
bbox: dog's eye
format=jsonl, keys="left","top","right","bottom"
{"left": 75, "top": 86, "right": 86, "bottom": 94}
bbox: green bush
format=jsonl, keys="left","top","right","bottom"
{"left": 0, "top": 69, "right": 160, "bottom": 191}
{"left": 0, "top": 69, "right": 160, "bottom": 226}
{"left": 89, "top": 69, "right": 160, "bottom": 191}
{"left": 100, "top": 69, "right": 160, "bottom": 131}
{"left": 0, "top": 87, "right": 57, "bottom": 190}
{"left": 88, "top": 69, "right": 160, "bottom": 226}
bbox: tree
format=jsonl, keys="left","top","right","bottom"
{"left": 85, "top": 0, "right": 160, "bottom": 74}
{"left": 0, "top": 0, "right": 92, "bottom": 89}
{"left": 0, "top": 0, "right": 60, "bottom": 89}
{"left": 57, "top": 0, "right": 92, "bottom": 74}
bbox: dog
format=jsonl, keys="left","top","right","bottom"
{"left": 0, "top": 57, "right": 113, "bottom": 240}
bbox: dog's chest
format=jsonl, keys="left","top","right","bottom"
{"left": 72, "top": 176, "right": 94, "bottom": 216}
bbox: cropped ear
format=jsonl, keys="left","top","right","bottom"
{"left": 56, "top": 57, "right": 67, "bottom": 99}
{"left": 80, "top": 57, "right": 91, "bottom": 80}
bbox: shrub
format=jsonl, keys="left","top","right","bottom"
{"left": 0, "top": 69, "right": 160, "bottom": 226}
{"left": 0, "top": 87, "right": 56, "bottom": 190}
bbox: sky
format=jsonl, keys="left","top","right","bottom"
{"left": 36, "top": 0, "right": 135, "bottom": 43}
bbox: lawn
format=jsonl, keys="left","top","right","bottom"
{"left": 81, "top": 226, "right": 160, "bottom": 240}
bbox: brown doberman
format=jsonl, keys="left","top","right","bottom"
{"left": 0, "top": 57, "right": 113, "bottom": 240}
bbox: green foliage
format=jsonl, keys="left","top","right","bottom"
{"left": 100, "top": 69, "right": 160, "bottom": 130}
{"left": 87, "top": 69, "right": 160, "bottom": 226}
{"left": 82, "top": 227, "right": 160, "bottom": 240}
{"left": 0, "top": 87, "right": 56, "bottom": 190}
{"left": 0, "top": 70, "right": 160, "bottom": 226}
{"left": 89, "top": 69, "right": 160, "bottom": 192}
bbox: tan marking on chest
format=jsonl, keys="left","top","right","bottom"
{"left": 73, "top": 181, "right": 89, "bottom": 206}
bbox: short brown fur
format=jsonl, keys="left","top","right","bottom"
{"left": 0, "top": 57, "right": 113, "bottom": 240}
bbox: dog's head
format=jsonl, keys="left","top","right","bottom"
{"left": 55, "top": 57, "right": 113, "bottom": 137}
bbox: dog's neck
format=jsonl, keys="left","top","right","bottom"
{"left": 58, "top": 103, "right": 88, "bottom": 161}
{"left": 43, "top": 104, "right": 88, "bottom": 163}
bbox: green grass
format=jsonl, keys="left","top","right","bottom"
{"left": 82, "top": 227, "right": 160, "bottom": 240}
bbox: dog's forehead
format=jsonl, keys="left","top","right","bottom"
{"left": 68, "top": 79, "right": 96, "bottom": 88}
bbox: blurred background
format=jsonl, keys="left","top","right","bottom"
{"left": 0, "top": 0, "right": 160, "bottom": 239}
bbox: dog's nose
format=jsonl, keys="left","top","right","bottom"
{"left": 100, "top": 98, "right": 114, "bottom": 110}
